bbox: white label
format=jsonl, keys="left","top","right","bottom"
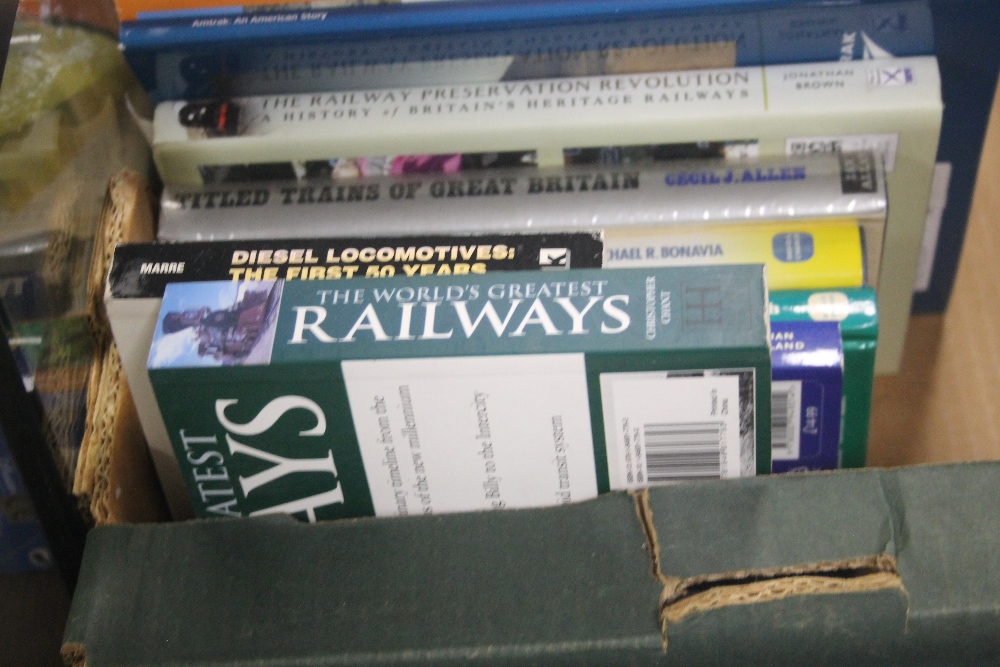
{"left": 805, "top": 291, "right": 852, "bottom": 322}
{"left": 866, "top": 66, "right": 915, "bottom": 87}
{"left": 914, "top": 162, "right": 952, "bottom": 292}
{"left": 342, "top": 354, "right": 597, "bottom": 516}
{"left": 786, "top": 134, "right": 899, "bottom": 172}
{"left": 601, "top": 372, "right": 744, "bottom": 489}
{"left": 771, "top": 380, "right": 802, "bottom": 461}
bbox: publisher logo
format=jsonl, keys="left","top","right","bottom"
{"left": 539, "top": 248, "right": 571, "bottom": 269}
{"left": 682, "top": 286, "right": 723, "bottom": 326}
{"left": 838, "top": 151, "right": 878, "bottom": 194}
{"left": 806, "top": 292, "right": 852, "bottom": 322}
{"left": 772, "top": 233, "right": 815, "bottom": 263}
{"left": 786, "top": 134, "right": 898, "bottom": 172}
{"left": 873, "top": 12, "right": 908, "bottom": 34}
{"left": 868, "top": 67, "right": 913, "bottom": 87}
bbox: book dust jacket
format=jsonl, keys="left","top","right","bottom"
{"left": 148, "top": 266, "right": 770, "bottom": 522}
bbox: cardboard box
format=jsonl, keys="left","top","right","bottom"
{"left": 62, "top": 461, "right": 1000, "bottom": 665}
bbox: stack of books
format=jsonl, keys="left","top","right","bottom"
{"left": 105, "top": 0, "right": 943, "bottom": 522}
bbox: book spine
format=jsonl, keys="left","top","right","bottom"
{"left": 769, "top": 288, "right": 877, "bottom": 469}
{"left": 601, "top": 220, "right": 865, "bottom": 291}
{"left": 122, "top": 0, "right": 933, "bottom": 50}
{"left": 109, "top": 232, "right": 607, "bottom": 298}
{"left": 134, "top": 215, "right": 867, "bottom": 292}
{"left": 156, "top": 155, "right": 887, "bottom": 242}
{"left": 768, "top": 287, "right": 879, "bottom": 340}
{"left": 121, "top": 0, "right": 751, "bottom": 46}
{"left": 152, "top": 55, "right": 940, "bottom": 375}
{"left": 152, "top": 56, "right": 940, "bottom": 186}
{"left": 121, "top": 0, "right": 717, "bottom": 26}
{"left": 118, "top": 0, "right": 318, "bottom": 22}
{"left": 769, "top": 320, "right": 843, "bottom": 473}
{"left": 147, "top": 265, "right": 770, "bottom": 520}
{"left": 124, "top": 0, "right": 933, "bottom": 103}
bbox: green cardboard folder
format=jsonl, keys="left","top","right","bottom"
{"left": 64, "top": 462, "right": 1000, "bottom": 665}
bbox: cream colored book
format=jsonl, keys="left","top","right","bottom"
{"left": 153, "top": 56, "right": 943, "bottom": 373}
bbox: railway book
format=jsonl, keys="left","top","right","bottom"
{"left": 119, "top": 0, "right": 933, "bottom": 104}
{"left": 146, "top": 265, "right": 770, "bottom": 521}
{"left": 598, "top": 220, "right": 865, "bottom": 291}
{"left": 151, "top": 55, "right": 940, "bottom": 376}
{"left": 108, "top": 232, "right": 602, "bottom": 518}
{"left": 157, "top": 153, "right": 887, "bottom": 284}
{"left": 769, "top": 320, "right": 843, "bottom": 473}
{"left": 770, "top": 287, "right": 878, "bottom": 469}
{"left": 109, "top": 227, "right": 861, "bottom": 516}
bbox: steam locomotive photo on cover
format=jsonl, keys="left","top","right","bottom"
{"left": 149, "top": 280, "right": 282, "bottom": 368}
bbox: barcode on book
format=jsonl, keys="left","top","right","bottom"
{"left": 771, "top": 380, "right": 801, "bottom": 461}
{"left": 600, "top": 369, "right": 750, "bottom": 489}
{"left": 643, "top": 421, "right": 724, "bottom": 483}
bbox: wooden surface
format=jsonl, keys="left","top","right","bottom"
{"left": 868, "top": 85, "right": 1000, "bottom": 467}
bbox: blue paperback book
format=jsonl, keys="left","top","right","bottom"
{"left": 770, "top": 320, "right": 843, "bottom": 474}
{"left": 120, "top": 0, "right": 934, "bottom": 103}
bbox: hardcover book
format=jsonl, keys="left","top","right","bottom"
{"left": 770, "top": 288, "right": 878, "bottom": 469}
{"left": 151, "top": 56, "right": 941, "bottom": 373}
{"left": 910, "top": 0, "right": 1000, "bottom": 313}
{"left": 769, "top": 320, "right": 843, "bottom": 473}
{"left": 119, "top": 0, "right": 934, "bottom": 104}
{"left": 157, "top": 153, "right": 887, "bottom": 284}
{"left": 146, "top": 265, "right": 771, "bottom": 521}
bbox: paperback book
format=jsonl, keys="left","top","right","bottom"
{"left": 146, "top": 265, "right": 771, "bottom": 521}
{"left": 152, "top": 55, "right": 941, "bottom": 373}
{"left": 109, "top": 229, "right": 854, "bottom": 517}
{"left": 770, "top": 288, "right": 878, "bottom": 469}
{"left": 109, "top": 232, "right": 604, "bottom": 517}
{"left": 769, "top": 320, "right": 843, "bottom": 473}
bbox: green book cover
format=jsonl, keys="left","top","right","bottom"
{"left": 770, "top": 288, "right": 878, "bottom": 469}
{"left": 148, "top": 265, "right": 770, "bottom": 522}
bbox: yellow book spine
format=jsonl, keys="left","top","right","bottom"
{"left": 602, "top": 219, "right": 865, "bottom": 291}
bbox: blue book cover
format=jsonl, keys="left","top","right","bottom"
{"left": 120, "top": 0, "right": 934, "bottom": 103}
{"left": 907, "top": 0, "right": 1000, "bottom": 312}
{"left": 769, "top": 320, "right": 843, "bottom": 474}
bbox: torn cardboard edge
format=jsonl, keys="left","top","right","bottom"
{"left": 73, "top": 169, "right": 167, "bottom": 524}
{"left": 67, "top": 463, "right": 1000, "bottom": 666}
{"left": 630, "top": 489, "right": 905, "bottom": 647}
{"left": 62, "top": 487, "right": 910, "bottom": 667}
{"left": 61, "top": 643, "right": 85, "bottom": 667}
